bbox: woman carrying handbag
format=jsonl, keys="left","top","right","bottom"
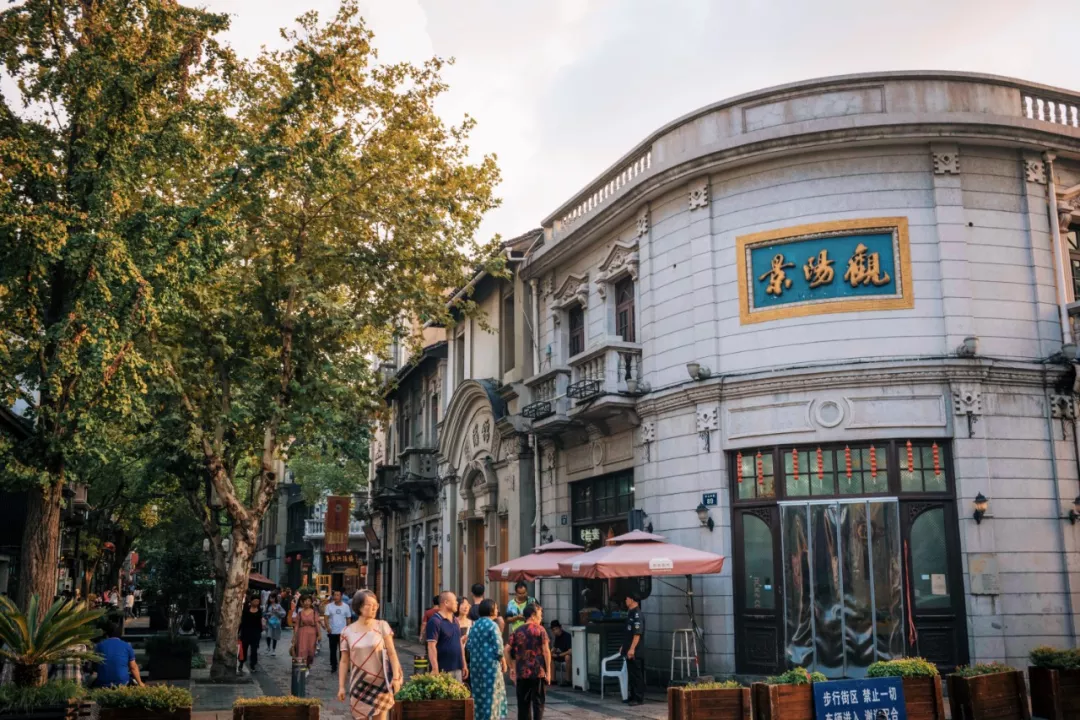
{"left": 336, "top": 590, "right": 403, "bottom": 720}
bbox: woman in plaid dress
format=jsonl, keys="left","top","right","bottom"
{"left": 336, "top": 590, "right": 403, "bottom": 720}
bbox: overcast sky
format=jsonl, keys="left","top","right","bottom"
{"left": 202, "top": 0, "right": 1078, "bottom": 243}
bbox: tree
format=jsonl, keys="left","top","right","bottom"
{"left": 157, "top": 3, "right": 500, "bottom": 679}
{"left": 0, "top": 0, "right": 238, "bottom": 611}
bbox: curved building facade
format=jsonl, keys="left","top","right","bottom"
{"left": 521, "top": 72, "right": 1080, "bottom": 678}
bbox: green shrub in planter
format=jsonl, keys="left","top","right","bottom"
{"left": 1029, "top": 646, "right": 1080, "bottom": 720}
{"left": 0, "top": 681, "right": 85, "bottom": 714}
{"left": 91, "top": 685, "right": 193, "bottom": 712}
{"left": 867, "top": 657, "right": 940, "bottom": 678}
{"left": 669, "top": 679, "right": 748, "bottom": 720}
{"left": 948, "top": 662, "right": 1028, "bottom": 720}
{"left": 394, "top": 673, "right": 471, "bottom": 702}
{"left": 684, "top": 680, "right": 743, "bottom": 690}
{"left": 764, "top": 667, "right": 827, "bottom": 685}
{"left": 952, "top": 661, "right": 1016, "bottom": 678}
{"left": 234, "top": 698, "right": 322, "bottom": 708}
{"left": 867, "top": 658, "right": 945, "bottom": 720}
{"left": 1030, "top": 645, "right": 1080, "bottom": 670}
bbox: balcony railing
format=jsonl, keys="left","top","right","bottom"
{"left": 523, "top": 367, "right": 571, "bottom": 420}
{"left": 304, "top": 518, "right": 364, "bottom": 540}
{"left": 568, "top": 340, "right": 642, "bottom": 402}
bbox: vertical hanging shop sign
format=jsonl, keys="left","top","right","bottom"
{"left": 325, "top": 496, "right": 352, "bottom": 553}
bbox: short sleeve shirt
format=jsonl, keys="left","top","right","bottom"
{"left": 509, "top": 623, "right": 549, "bottom": 679}
{"left": 94, "top": 638, "right": 134, "bottom": 687}
{"left": 325, "top": 601, "right": 353, "bottom": 634}
{"left": 425, "top": 613, "right": 464, "bottom": 672}
{"left": 553, "top": 630, "right": 572, "bottom": 655}
{"left": 625, "top": 607, "right": 644, "bottom": 648}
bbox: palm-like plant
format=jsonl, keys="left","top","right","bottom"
{"left": 0, "top": 595, "right": 105, "bottom": 687}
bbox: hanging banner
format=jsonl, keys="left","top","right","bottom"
{"left": 325, "top": 496, "right": 351, "bottom": 553}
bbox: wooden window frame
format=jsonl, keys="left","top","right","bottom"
{"left": 615, "top": 276, "right": 636, "bottom": 342}
{"left": 568, "top": 304, "right": 585, "bottom": 358}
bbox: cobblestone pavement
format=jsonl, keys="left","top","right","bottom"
{"left": 190, "top": 628, "right": 667, "bottom": 720}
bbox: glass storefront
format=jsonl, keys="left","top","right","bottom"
{"left": 731, "top": 440, "right": 968, "bottom": 676}
{"left": 570, "top": 471, "right": 636, "bottom": 618}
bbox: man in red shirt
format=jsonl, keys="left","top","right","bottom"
{"left": 506, "top": 604, "right": 551, "bottom": 720}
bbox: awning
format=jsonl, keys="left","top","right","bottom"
{"left": 486, "top": 540, "right": 584, "bottom": 582}
{"left": 248, "top": 572, "right": 276, "bottom": 589}
{"left": 556, "top": 530, "right": 725, "bottom": 579}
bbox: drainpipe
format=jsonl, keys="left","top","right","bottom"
{"left": 1045, "top": 152, "right": 1074, "bottom": 346}
{"left": 530, "top": 278, "right": 544, "bottom": 602}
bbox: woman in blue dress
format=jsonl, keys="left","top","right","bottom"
{"left": 464, "top": 599, "right": 507, "bottom": 720}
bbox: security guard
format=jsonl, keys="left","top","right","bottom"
{"left": 620, "top": 592, "right": 645, "bottom": 705}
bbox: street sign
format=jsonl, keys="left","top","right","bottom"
{"left": 813, "top": 677, "right": 906, "bottom": 720}
{"left": 702, "top": 492, "right": 718, "bottom": 507}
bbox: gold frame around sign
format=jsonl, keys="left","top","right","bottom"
{"left": 736, "top": 217, "right": 913, "bottom": 325}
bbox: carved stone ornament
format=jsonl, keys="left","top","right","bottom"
{"left": 472, "top": 424, "right": 480, "bottom": 447}
{"left": 541, "top": 273, "right": 555, "bottom": 298}
{"left": 1025, "top": 159, "right": 1047, "bottom": 184}
{"left": 696, "top": 407, "right": 719, "bottom": 433}
{"left": 544, "top": 445, "right": 556, "bottom": 486}
{"left": 933, "top": 151, "right": 960, "bottom": 175}
{"left": 1051, "top": 394, "right": 1076, "bottom": 420}
{"left": 1059, "top": 197, "right": 1079, "bottom": 233}
{"left": 591, "top": 441, "right": 605, "bottom": 467}
{"left": 640, "top": 422, "right": 656, "bottom": 444}
{"left": 596, "top": 240, "right": 640, "bottom": 298}
{"left": 952, "top": 384, "right": 982, "bottom": 416}
{"left": 551, "top": 273, "right": 589, "bottom": 310}
{"left": 635, "top": 207, "right": 650, "bottom": 237}
{"left": 482, "top": 419, "right": 490, "bottom": 444}
{"left": 688, "top": 178, "right": 709, "bottom": 210}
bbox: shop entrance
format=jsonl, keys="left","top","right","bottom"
{"left": 780, "top": 499, "right": 903, "bottom": 679}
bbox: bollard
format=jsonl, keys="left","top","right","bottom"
{"left": 291, "top": 658, "right": 308, "bottom": 697}
{"left": 413, "top": 657, "right": 429, "bottom": 676}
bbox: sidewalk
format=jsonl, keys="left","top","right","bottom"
{"left": 190, "top": 629, "right": 668, "bottom": 720}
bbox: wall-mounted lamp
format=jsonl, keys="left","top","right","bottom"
{"left": 696, "top": 503, "right": 715, "bottom": 532}
{"left": 1069, "top": 496, "right": 1080, "bottom": 525}
{"left": 957, "top": 336, "right": 979, "bottom": 358}
{"left": 686, "top": 362, "right": 712, "bottom": 381}
{"left": 540, "top": 524, "right": 554, "bottom": 544}
{"left": 972, "top": 493, "right": 989, "bottom": 524}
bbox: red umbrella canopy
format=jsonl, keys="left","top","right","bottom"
{"left": 487, "top": 540, "right": 585, "bottom": 583}
{"left": 556, "top": 530, "right": 725, "bottom": 579}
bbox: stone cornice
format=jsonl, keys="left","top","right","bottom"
{"left": 635, "top": 359, "right": 1068, "bottom": 417}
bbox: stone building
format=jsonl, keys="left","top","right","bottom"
{"left": 520, "top": 71, "right": 1080, "bottom": 679}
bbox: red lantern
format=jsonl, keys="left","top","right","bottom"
{"left": 736, "top": 452, "right": 743, "bottom": 484}
{"left": 906, "top": 440, "right": 914, "bottom": 472}
{"left": 870, "top": 445, "right": 877, "bottom": 479}
{"left": 756, "top": 451, "right": 764, "bottom": 485}
{"left": 932, "top": 442, "right": 941, "bottom": 477}
{"left": 285, "top": 556, "right": 292, "bottom": 565}
{"left": 103, "top": 542, "right": 116, "bottom": 552}
{"left": 295, "top": 554, "right": 302, "bottom": 561}
{"left": 844, "top": 446, "right": 852, "bottom": 479}
{"left": 792, "top": 450, "right": 799, "bottom": 479}
{"left": 816, "top": 447, "right": 824, "bottom": 480}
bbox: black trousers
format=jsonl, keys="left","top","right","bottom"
{"left": 515, "top": 677, "right": 546, "bottom": 720}
{"left": 328, "top": 633, "right": 341, "bottom": 672}
{"left": 242, "top": 636, "right": 260, "bottom": 670}
{"left": 626, "top": 654, "right": 645, "bottom": 702}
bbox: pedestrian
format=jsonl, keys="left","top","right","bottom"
{"left": 457, "top": 599, "right": 473, "bottom": 642}
{"left": 419, "top": 595, "right": 439, "bottom": 644}
{"left": 507, "top": 604, "right": 550, "bottom": 720}
{"left": 336, "top": 590, "right": 403, "bottom": 720}
{"left": 324, "top": 589, "right": 355, "bottom": 674}
{"left": 467, "top": 583, "right": 485, "bottom": 621}
{"left": 291, "top": 594, "right": 320, "bottom": 667}
{"left": 465, "top": 599, "right": 507, "bottom": 720}
{"left": 281, "top": 588, "right": 293, "bottom": 628}
{"left": 619, "top": 593, "right": 645, "bottom": 706}
{"left": 239, "top": 596, "right": 265, "bottom": 674}
{"left": 92, "top": 622, "right": 143, "bottom": 687}
{"left": 123, "top": 592, "right": 135, "bottom": 620}
{"left": 505, "top": 581, "right": 536, "bottom": 635}
{"left": 265, "top": 595, "right": 286, "bottom": 656}
{"left": 425, "top": 591, "right": 467, "bottom": 681}
{"left": 549, "top": 620, "right": 572, "bottom": 686}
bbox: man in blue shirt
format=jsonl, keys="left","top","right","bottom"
{"left": 93, "top": 623, "right": 143, "bottom": 687}
{"left": 425, "top": 591, "right": 467, "bottom": 681}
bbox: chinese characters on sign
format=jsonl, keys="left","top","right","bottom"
{"left": 324, "top": 551, "right": 360, "bottom": 566}
{"left": 812, "top": 677, "right": 907, "bottom": 720}
{"left": 736, "top": 218, "right": 913, "bottom": 324}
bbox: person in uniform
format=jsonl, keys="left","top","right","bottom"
{"left": 620, "top": 593, "right": 645, "bottom": 706}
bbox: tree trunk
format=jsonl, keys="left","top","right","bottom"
{"left": 13, "top": 663, "right": 46, "bottom": 688}
{"left": 18, "top": 479, "right": 64, "bottom": 615}
{"left": 209, "top": 527, "right": 255, "bottom": 681}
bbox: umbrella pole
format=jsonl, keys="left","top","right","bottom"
{"left": 685, "top": 574, "right": 708, "bottom": 657}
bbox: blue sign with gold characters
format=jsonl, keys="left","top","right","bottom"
{"left": 736, "top": 218, "right": 913, "bottom": 324}
{"left": 813, "top": 676, "right": 906, "bottom": 720}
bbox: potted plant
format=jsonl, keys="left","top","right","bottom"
{"left": 947, "top": 662, "right": 1030, "bottom": 720}
{"left": 1028, "top": 645, "right": 1080, "bottom": 720}
{"left": 0, "top": 595, "right": 102, "bottom": 720}
{"left": 233, "top": 697, "right": 320, "bottom": 720}
{"left": 668, "top": 680, "right": 749, "bottom": 720}
{"left": 750, "top": 667, "right": 825, "bottom": 720}
{"left": 392, "top": 673, "right": 473, "bottom": 720}
{"left": 866, "top": 658, "right": 944, "bottom": 720}
{"left": 91, "top": 685, "right": 193, "bottom": 720}
{"left": 145, "top": 633, "right": 197, "bottom": 681}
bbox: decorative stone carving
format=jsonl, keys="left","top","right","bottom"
{"left": 544, "top": 446, "right": 556, "bottom": 486}
{"left": 635, "top": 207, "right": 649, "bottom": 236}
{"left": 482, "top": 419, "right": 490, "bottom": 444}
{"left": 551, "top": 273, "right": 589, "bottom": 310}
{"left": 933, "top": 151, "right": 960, "bottom": 175}
{"left": 1051, "top": 394, "right": 1076, "bottom": 420}
{"left": 591, "top": 441, "right": 605, "bottom": 467}
{"left": 697, "top": 407, "right": 718, "bottom": 452}
{"left": 1059, "top": 196, "right": 1079, "bottom": 233}
{"left": 640, "top": 421, "right": 655, "bottom": 462}
{"left": 812, "top": 399, "right": 845, "bottom": 429}
{"left": 688, "top": 178, "right": 709, "bottom": 210}
{"left": 1025, "top": 159, "right": 1047, "bottom": 184}
{"left": 541, "top": 273, "right": 555, "bottom": 298}
{"left": 952, "top": 385, "right": 982, "bottom": 416}
{"left": 595, "top": 240, "right": 640, "bottom": 298}
{"left": 472, "top": 424, "right": 480, "bottom": 447}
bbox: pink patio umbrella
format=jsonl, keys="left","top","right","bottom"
{"left": 486, "top": 539, "right": 585, "bottom": 583}
{"left": 555, "top": 530, "right": 725, "bottom": 579}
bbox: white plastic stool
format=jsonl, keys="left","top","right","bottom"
{"left": 670, "top": 629, "right": 700, "bottom": 683}
{"left": 600, "top": 652, "right": 628, "bottom": 701}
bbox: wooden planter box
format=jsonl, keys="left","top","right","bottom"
{"left": 668, "top": 686, "right": 751, "bottom": 720}
{"left": 1029, "top": 666, "right": 1080, "bottom": 720}
{"left": 0, "top": 701, "right": 92, "bottom": 720}
{"left": 947, "top": 670, "right": 1031, "bottom": 720}
{"left": 99, "top": 709, "right": 191, "bottom": 720}
{"left": 750, "top": 683, "right": 813, "bottom": 720}
{"left": 232, "top": 707, "right": 319, "bottom": 720}
{"left": 901, "top": 676, "right": 946, "bottom": 720}
{"left": 390, "top": 699, "right": 474, "bottom": 720}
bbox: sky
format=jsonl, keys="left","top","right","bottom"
{"left": 202, "top": 0, "right": 1079, "bottom": 244}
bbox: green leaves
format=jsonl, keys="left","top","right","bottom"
{"left": 0, "top": 595, "right": 105, "bottom": 687}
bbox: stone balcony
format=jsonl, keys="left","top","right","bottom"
{"left": 303, "top": 518, "right": 365, "bottom": 541}
{"left": 566, "top": 339, "right": 642, "bottom": 433}
{"left": 522, "top": 367, "right": 573, "bottom": 436}
{"left": 398, "top": 446, "right": 438, "bottom": 500}
{"left": 371, "top": 463, "right": 408, "bottom": 512}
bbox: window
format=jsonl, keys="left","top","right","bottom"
{"left": 1069, "top": 226, "right": 1080, "bottom": 300}
{"left": 899, "top": 441, "right": 947, "bottom": 493}
{"left": 736, "top": 450, "right": 776, "bottom": 500}
{"left": 742, "top": 515, "right": 774, "bottom": 610}
{"left": 455, "top": 329, "right": 465, "bottom": 387}
{"left": 501, "top": 289, "right": 516, "bottom": 374}
{"left": 429, "top": 392, "right": 439, "bottom": 444}
{"left": 568, "top": 305, "right": 585, "bottom": 357}
{"left": 400, "top": 401, "right": 411, "bottom": 453}
{"left": 615, "top": 277, "right": 636, "bottom": 342}
{"left": 570, "top": 471, "right": 636, "bottom": 615}
{"left": 910, "top": 508, "right": 950, "bottom": 609}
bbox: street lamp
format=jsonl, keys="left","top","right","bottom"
{"left": 972, "top": 493, "right": 989, "bottom": 524}
{"left": 695, "top": 503, "right": 715, "bottom": 532}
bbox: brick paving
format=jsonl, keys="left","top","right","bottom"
{"left": 191, "top": 628, "right": 668, "bottom": 720}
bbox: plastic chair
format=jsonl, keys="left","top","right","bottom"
{"left": 600, "top": 652, "right": 628, "bottom": 701}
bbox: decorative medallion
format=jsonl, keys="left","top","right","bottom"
{"left": 1025, "top": 159, "right": 1047, "bottom": 185}
{"left": 591, "top": 441, "right": 605, "bottom": 467}
{"left": 636, "top": 207, "right": 650, "bottom": 236}
{"left": 688, "top": 178, "right": 709, "bottom": 210}
{"left": 952, "top": 385, "right": 982, "bottom": 416}
{"left": 1051, "top": 394, "right": 1076, "bottom": 420}
{"left": 813, "top": 399, "right": 845, "bottom": 429}
{"left": 933, "top": 151, "right": 960, "bottom": 175}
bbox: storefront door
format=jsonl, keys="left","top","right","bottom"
{"left": 780, "top": 499, "right": 903, "bottom": 679}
